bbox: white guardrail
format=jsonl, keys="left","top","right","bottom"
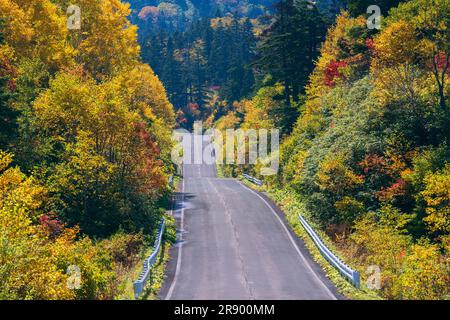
{"left": 133, "top": 219, "right": 166, "bottom": 299}
{"left": 299, "top": 215, "right": 360, "bottom": 288}
{"left": 243, "top": 173, "right": 360, "bottom": 288}
{"left": 242, "top": 173, "right": 263, "bottom": 186}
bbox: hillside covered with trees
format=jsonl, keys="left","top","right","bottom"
{"left": 128, "top": 0, "right": 277, "bottom": 33}
{"left": 141, "top": 15, "right": 258, "bottom": 128}
{"left": 136, "top": 0, "right": 351, "bottom": 129}
{"left": 0, "top": 0, "right": 175, "bottom": 299}
{"left": 217, "top": 0, "right": 450, "bottom": 299}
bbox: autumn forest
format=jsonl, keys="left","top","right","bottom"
{"left": 0, "top": 0, "right": 449, "bottom": 300}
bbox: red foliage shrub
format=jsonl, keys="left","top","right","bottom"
{"left": 39, "top": 212, "right": 64, "bottom": 237}
{"left": 324, "top": 60, "right": 348, "bottom": 87}
{"left": 377, "top": 178, "right": 407, "bottom": 201}
{"left": 365, "top": 38, "right": 377, "bottom": 57}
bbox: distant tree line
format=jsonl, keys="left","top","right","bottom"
{"left": 141, "top": 15, "right": 257, "bottom": 128}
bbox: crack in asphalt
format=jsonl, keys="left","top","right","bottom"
{"left": 206, "top": 178, "right": 255, "bottom": 300}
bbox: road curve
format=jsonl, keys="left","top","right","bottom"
{"left": 160, "top": 135, "right": 340, "bottom": 300}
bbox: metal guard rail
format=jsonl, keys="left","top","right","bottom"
{"left": 242, "top": 173, "right": 360, "bottom": 288}
{"left": 298, "top": 215, "right": 360, "bottom": 288}
{"left": 243, "top": 173, "right": 263, "bottom": 186}
{"left": 133, "top": 219, "right": 166, "bottom": 298}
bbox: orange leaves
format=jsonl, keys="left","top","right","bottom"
{"left": 176, "top": 109, "right": 188, "bottom": 124}
{"left": 377, "top": 178, "right": 407, "bottom": 202}
{"left": 188, "top": 102, "right": 201, "bottom": 119}
{"left": 132, "top": 121, "right": 165, "bottom": 195}
{"left": 39, "top": 212, "right": 64, "bottom": 238}
{"left": 359, "top": 154, "right": 390, "bottom": 175}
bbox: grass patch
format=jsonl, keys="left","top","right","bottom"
{"left": 140, "top": 215, "right": 177, "bottom": 300}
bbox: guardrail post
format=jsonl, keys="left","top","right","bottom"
{"left": 133, "top": 219, "right": 165, "bottom": 299}
{"left": 352, "top": 271, "right": 361, "bottom": 289}
{"left": 298, "top": 214, "right": 360, "bottom": 289}
{"left": 243, "top": 173, "right": 263, "bottom": 186}
{"left": 133, "top": 281, "right": 143, "bottom": 299}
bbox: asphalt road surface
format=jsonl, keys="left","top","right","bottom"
{"left": 160, "top": 135, "right": 340, "bottom": 300}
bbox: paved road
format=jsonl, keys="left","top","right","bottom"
{"left": 160, "top": 135, "right": 339, "bottom": 300}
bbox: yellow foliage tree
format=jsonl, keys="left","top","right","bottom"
{"left": 396, "top": 241, "right": 449, "bottom": 300}
{"left": 422, "top": 164, "right": 450, "bottom": 234}
{"left": 0, "top": 151, "right": 74, "bottom": 299}
{"left": 110, "top": 63, "right": 175, "bottom": 164}
{"left": 371, "top": 20, "right": 429, "bottom": 107}
{"left": 306, "top": 12, "right": 366, "bottom": 110}
{"left": 55, "top": 0, "right": 140, "bottom": 79}
{"left": 383, "top": 0, "right": 450, "bottom": 108}
{"left": 241, "top": 85, "right": 280, "bottom": 131}
{"left": 351, "top": 213, "right": 411, "bottom": 298}
{"left": 0, "top": 0, "right": 73, "bottom": 70}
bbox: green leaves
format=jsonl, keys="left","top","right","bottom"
{"left": 255, "top": 0, "right": 327, "bottom": 109}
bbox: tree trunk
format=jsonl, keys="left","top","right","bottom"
{"left": 292, "top": 83, "right": 300, "bottom": 103}
{"left": 432, "top": 52, "right": 448, "bottom": 109}
{"left": 439, "top": 84, "right": 446, "bottom": 109}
